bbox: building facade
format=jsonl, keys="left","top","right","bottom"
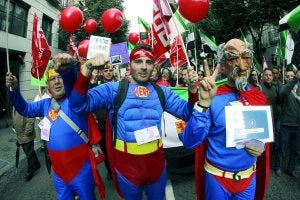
{"left": 0, "top": 0, "right": 73, "bottom": 116}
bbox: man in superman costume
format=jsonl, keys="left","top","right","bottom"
{"left": 180, "top": 39, "right": 270, "bottom": 200}
{"left": 6, "top": 63, "right": 105, "bottom": 200}
{"left": 54, "top": 44, "right": 199, "bottom": 200}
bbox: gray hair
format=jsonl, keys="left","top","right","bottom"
{"left": 216, "top": 41, "right": 254, "bottom": 64}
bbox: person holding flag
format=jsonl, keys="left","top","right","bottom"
{"left": 180, "top": 38, "right": 270, "bottom": 200}
{"left": 6, "top": 63, "right": 105, "bottom": 200}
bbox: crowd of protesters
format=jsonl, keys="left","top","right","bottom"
{"left": 101, "top": 59, "right": 300, "bottom": 181}
{"left": 248, "top": 65, "right": 300, "bottom": 178}
{"left": 4, "top": 40, "right": 299, "bottom": 200}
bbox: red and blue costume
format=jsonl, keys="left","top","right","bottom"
{"left": 8, "top": 86, "right": 104, "bottom": 200}
{"left": 60, "top": 64, "right": 197, "bottom": 200}
{"left": 180, "top": 84, "right": 270, "bottom": 200}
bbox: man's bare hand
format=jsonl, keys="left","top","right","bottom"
{"left": 187, "top": 66, "right": 198, "bottom": 93}
{"left": 81, "top": 53, "right": 109, "bottom": 77}
{"left": 53, "top": 53, "right": 73, "bottom": 74}
{"left": 198, "top": 62, "right": 220, "bottom": 107}
{"left": 6, "top": 72, "right": 18, "bottom": 90}
{"left": 245, "top": 144, "right": 265, "bottom": 157}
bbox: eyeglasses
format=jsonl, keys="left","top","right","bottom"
{"left": 250, "top": 74, "right": 257, "bottom": 76}
{"left": 103, "top": 69, "right": 113, "bottom": 73}
{"left": 198, "top": 74, "right": 204, "bottom": 76}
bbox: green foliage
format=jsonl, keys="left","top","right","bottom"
{"left": 197, "top": 0, "right": 299, "bottom": 58}
{"left": 73, "top": 0, "right": 129, "bottom": 44}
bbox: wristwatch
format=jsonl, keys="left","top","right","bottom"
{"left": 194, "top": 102, "right": 209, "bottom": 113}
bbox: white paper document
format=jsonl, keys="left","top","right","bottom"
{"left": 225, "top": 106, "right": 274, "bottom": 148}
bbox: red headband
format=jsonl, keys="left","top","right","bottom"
{"left": 130, "top": 49, "right": 154, "bottom": 61}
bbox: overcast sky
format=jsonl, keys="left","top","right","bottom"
{"left": 123, "top": 0, "right": 153, "bottom": 33}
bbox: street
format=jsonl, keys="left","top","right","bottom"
{"left": 0, "top": 148, "right": 299, "bottom": 200}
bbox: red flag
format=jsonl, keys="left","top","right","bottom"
{"left": 153, "top": 0, "right": 172, "bottom": 62}
{"left": 68, "top": 34, "right": 79, "bottom": 61}
{"left": 31, "top": 13, "right": 51, "bottom": 79}
{"left": 155, "top": 53, "right": 167, "bottom": 66}
{"left": 170, "top": 35, "right": 188, "bottom": 67}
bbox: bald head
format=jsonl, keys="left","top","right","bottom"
{"left": 224, "top": 39, "right": 249, "bottom": 54}
{"left": 219, "top": 38, "right": 252, "bottom": 91}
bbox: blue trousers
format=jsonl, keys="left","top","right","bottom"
{"left": 116, "top": 167, "right": 167, "bottom": 200}
{"left": 52, "top": 161, "right": 96, "bottom": 200}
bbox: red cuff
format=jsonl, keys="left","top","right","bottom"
{"left": 74, "top": 72, "right": 91, "bottom": 95}
{"left": 188, "top": 90, "right": 199, "bottom": 106}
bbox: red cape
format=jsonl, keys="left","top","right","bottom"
{"left": 195, "top": 85, "right": 270, "bottom": 200}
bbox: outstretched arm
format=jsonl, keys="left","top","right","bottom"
{"left": 6, "top": 72, "right": 44, "bottom": 118}
{"left": 57, "top": 53, "right": 111, "bottom": 114}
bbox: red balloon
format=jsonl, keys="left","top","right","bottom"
{"left": 83, "top": 19, "right": 98, "bottom": 34}
{"left": 101, "top": 8, "right": 123, "bottom": 33}
{"left": 178, "top": 0, "right": 209, "bottom": 23}
{"left": 59, "top": 6, "right": 83, "bottom": 33}
{"left": 128, "top": 32, "right": 140, "bottom": 44}
{"left": 78, "top": 40, "right": 90, "bottom": 58}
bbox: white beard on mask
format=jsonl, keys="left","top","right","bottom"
{"left": 232, "top": 67, "right": 249, "bottom": 91}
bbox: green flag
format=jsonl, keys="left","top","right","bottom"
{"left": 210, "top": 36, "right": 216, "bottom": 45}
{"left": 168, "top": 10, "right": 188, "bottom": 40}
{"left": 138, "top": 17, "right": 150, "bottom": 40}
{"left": 252, "top": 56, "right": 262, "bottom": 73}
{"left": 278, "top": 30, "right": 287, "bottom": 65}
{"left": 170, "top": 87, "right": 188, "bottom": 100}
{"left": 216, "top": 78, "right": 228, "bottom": 86}
{"left": 128, "top": 42, "right": 136, "bottom": 51}
{"left": 240, "top": 31, "right": 249, "bottom": 45}
{"left": 279, "top": 5, "right": 300, "bottom": 32}
{"left": 199, "top": 30, "right": 219, "bottom": 52}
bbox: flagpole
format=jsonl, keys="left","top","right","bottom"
{"left": 193, "top": 24, "right": 198, "bottom": 71}
{"left": 151, "top": 24, "right": 154, "bottom": 49}
{"left": 176, "top": 64, "right": 179, "bottom": 86}
{"left": 176, "top": 40, "right": 179, "bottom": 68}
{"left": 5, "top": 0, "right": 10, "bottom": 73}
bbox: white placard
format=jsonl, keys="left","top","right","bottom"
{"left": 161, "top": 112, "right": 185, "bottom": 148}
{"left": 225, "top": 106, "right": 274, "bottom": 148}
{"left": 87, "top": 35, "right": 111, "bottom": 59}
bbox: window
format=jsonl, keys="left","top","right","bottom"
{"left": 58, "top": 28, "right": 68, "bottom": 51}
{"left": 0, "top": 0, "right": 6, "bottom": 31}
{"left": 10, "top": 2, "right": 28, "bottom": 37}
{"left": 42, "top": 15, "right": 53, "bottom": 46}
{"left": 0, "top": 0, "right": 28, "bottom": 37}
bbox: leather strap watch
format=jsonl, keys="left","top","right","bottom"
{"left": 194, "top": 102, "right": 209, "bottom": 113}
